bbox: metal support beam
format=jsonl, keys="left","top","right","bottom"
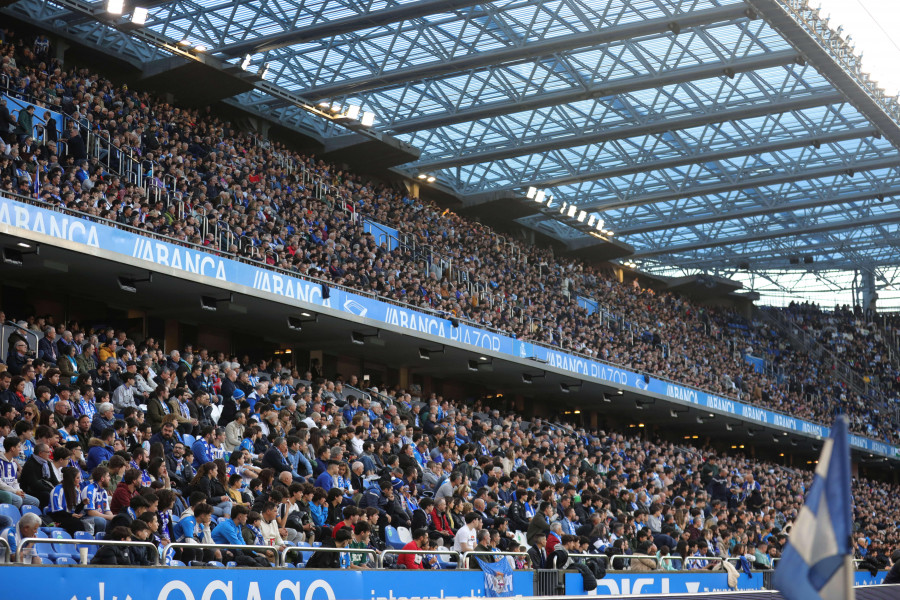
{"left": 217, "top": 0, "right": 488, "bottom": 57}
{"left": 667, "top": 235, "right": 900, "bottom": 268}
{"left": 747, "top": 0, "right": 900, "bottom": 153}
{"left": 617, "top": 180, "right": 900, "bottom": 236}
{"left": 299, "top": 4, "right": 750, "bottom": 100}
{"left": 508, "top": 126, "right": 876, "bottom": 192}
{"left": 632, "top": 208, "right": 900, "bottom": 257}
{"left": 585, "top": 155, "right": 898, "bottom": 211}
{"left": 388, "top": 49, "right": 799, "bottom": 134}
{"left": 412, "top": 91, "right": 842, "bottom": 170}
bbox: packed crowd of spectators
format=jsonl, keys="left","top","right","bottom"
{"left": 0, "top": 28, "right": 898, "bottom": 447}
{"left": 0, "top": 310, "right": 897, "bottom": 574}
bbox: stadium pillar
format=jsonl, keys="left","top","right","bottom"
{"left": 54, "top": 39, "right": 69, "bottom": 63}
{"left": 613, "top": 267, "right": 624, "bottom": 283}
{"left": 397, "top": 367, "right": 409, "bottom": 388}
{"left": 861, "top": 270, "right": 877, "bottom": 311}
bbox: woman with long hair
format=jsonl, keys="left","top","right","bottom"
{"left": 189, "top": 462, "right": 231, "bottom": 516}
{"left": 48, "top": 466, "right": 86, "bottom": 535}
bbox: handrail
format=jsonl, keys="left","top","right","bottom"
{"left": 683, "top": 556, "right": 724, "bottom": 569}
{"left": 0, "top": 187, "right": 895, "bottom": 450}
{"left": 379, "top": 548, "right": 461, "bottom": 568}
{"left": 1, "top": 320, "right": 39, "bottom": 362}
{"left": 608, "top": 553, "right": 652, "bottom": 570}
{"left": 282, "top": 544, "right": 377, "bottom": 567}
{"left": 16, "top": 536, "right": 158, "bottom": 564}
{"left": 161, "top": 542, "right": 280, "bottom": 566}
{"left": 0, "top": 535, "right": 10, "bottom": 563}
{"left": 461, "top": 550, "right": 530, "bottom": 569}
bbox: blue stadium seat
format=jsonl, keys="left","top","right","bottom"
{"left": 207, "top": 561, "right": 226, "bottom": 567}
{"left": 0, "top": 504, "right": 20, "bottom": 527}
{"left": 182, "top": 434, "right": 195, "bottom": 447}
{"left": 168, "top": 559, "right": 186, "bottom": 567}
{"left": 46, "top": 528, "right": 78, "bottom": 560}
{"left": 32, "top": 530, "right": 54, "bottom": 559}
{"left": 74, "top": 531, "right": 97, "bottom": 559}
{"left": 384, "top": 526, "right": 405, "bottom": 550}
{"left": 54, "top": 556, "right": 77, "bottom": 564}
{"left": 20, "top": 505, "right": 41, "bottom": 519}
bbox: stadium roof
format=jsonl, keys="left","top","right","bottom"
{"left": 8, "top": 0, "right": 900, "bottom": 285}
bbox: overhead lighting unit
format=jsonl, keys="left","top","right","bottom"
{"left": 522, "top": 372, "right": 545, "bottom": 384}
{"left": 595, "top": 219, "right": 605, "bottom": 232}
{"left": 418, "top": 347, "right": 444, "bottom": 360}
{"left": 240, "top": 54, "right": 252, "bottom": 71}
{"left": 117, "top": 274, "right": 153, "bottom": 293}
{"left": 526, "top": 187, "right": 538, "bottom": 199}
{"left": 3, "top": 245, "right": 39, "bottom": 265}
{"left": 566, "top": 205, "right": 577, "bottom": 218}
{"left": 194, "top": 44, "right": 207, "bottom": 52}
{"left": 417, "top": 174, "right": 428, "bottom": 180}
{"left": 468, "top": 359, "right": 492, "bottom": 372}
{"left": 200, "top": 293, "right": 233, "bottom": 311}
{"left": 426, "top": 176, "right": 436, "bottom": 183}
{"left": 360, "top": 112, "right": 376, "bottom": 127}
{"left": 131, "top": 6, "right": 148, "bottom": 24}
{"left": 344, "top": 105, "right": 361, "bottom": 120}
{"left": 106, "top": 0, "right": 124, "bottom": 14}
{"left": 559, "top": 382, "right": 581, "bottom": 393}
{"left": 258, "top": 63, "right": 270, "bottom": 80}
{"left": 577, "top": 211, "right": 587, "bottom": 223}
{"left": 535, "top": 190, "right": 546, "bottom": 203}
{"left": 177, "top": 39, "right": 191, "bottom": 47}
{"left": 351, "top": 331, "right": 379, "bottom": 345}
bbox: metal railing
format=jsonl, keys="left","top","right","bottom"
{"left": 379, "top": 548, "right": 460, "bottom": 568}
{"left": 460, "top": 550, "right": 530, "bottom": 569}
{"left": 162, "top": 542, "right": 281, "bottom": 566}
{"left": 16, "top": 537, "right": 158, "bottom": 564}
{"left": 282, "top": 544, "right": 377, "bottom": 568}
{"left": 683, "top": 556, "right": 724, "bottom": 569}
{"left": 0, "top": 321, "right": 39, "bottom": 363}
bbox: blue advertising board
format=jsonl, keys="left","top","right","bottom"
{"left": 2, "top": 94, "right": 65, "bottom": 140}
{"left": 0, "top": 192, "right": 897, "bottom": 459}
{"left": 563, "top": 570, "right": 887, "bottom": 596}
{"left": 564, "top": 571, "right": 764, "bottom": 596}
{"left": 576, "top": 296, "right": 597, "bottom": 315}
{"left": 0, "top": 565, "right": 533, "bottom": 600}
{"left": 363, "top": 220, "right": 400, "bottom": 251}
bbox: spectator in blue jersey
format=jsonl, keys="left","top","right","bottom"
{"left": 191, "top": 425, "right": 215, "bottom": 469}
{"left": 5, "top": 511, "right": 43, "bottom": 564}
{"left": 48, "top": 465, "right": 86, "bottom": 535}
{"left": 0, "top": 436, "right": 40, "bottom": 508}
{"left": 212, "top": 504, "right": 268, "bottom": 567}
{"left": 315, "top": 460, "right": 339, "bottom": 492}
{"left": 81, "top": 465, "right": 113, "bottom": 534}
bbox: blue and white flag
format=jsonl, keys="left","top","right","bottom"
{"left": 773, "top": 415, "right": 854, "bottom": 600}
{"left": 476, "top": 557, "right": 515, "bottom": 597}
